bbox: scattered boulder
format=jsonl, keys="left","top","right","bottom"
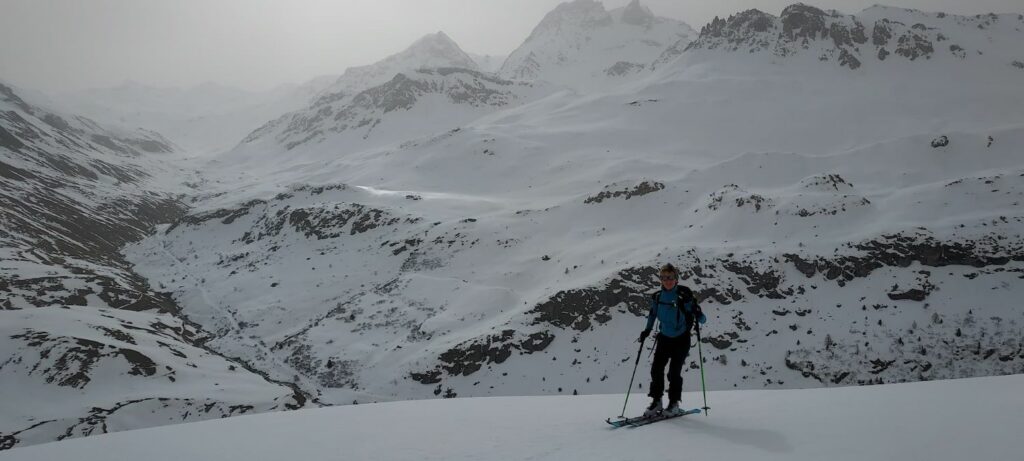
{"left": 931, "top": 135, "right": 949, "bottom": 148}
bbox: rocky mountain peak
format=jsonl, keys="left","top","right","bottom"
{"left": 779, "top": 3, "right": 834, "bottom": 41}
{"left": 404, "top": 31, "right": 473, "bottom": 63}
{"left": 525, "top": 0, "right": 612, "bottom": 42}
{"left": 620, "top": 0, "right": 655, "bottom": 27}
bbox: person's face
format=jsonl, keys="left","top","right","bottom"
{"left": 660, "top": 272, "right": 677, "bottom": 289}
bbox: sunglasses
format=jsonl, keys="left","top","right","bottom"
{"left": 659, "top": 275, "right": 677, "bottom": 281}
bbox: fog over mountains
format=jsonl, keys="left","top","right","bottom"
{"left": 2, "top": 0, "right": 1023, "bottom": 451}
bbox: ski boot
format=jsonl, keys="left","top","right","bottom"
{"left": 643, "top": 398, "right": 663, "bottom": 417}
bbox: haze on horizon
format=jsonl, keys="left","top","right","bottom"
{"left": 1, "top": 0, "right": 1020, "bottom": 93}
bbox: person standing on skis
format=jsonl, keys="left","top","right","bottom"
{"left": 638, "top": 263, "right": 706, "bottom": 416}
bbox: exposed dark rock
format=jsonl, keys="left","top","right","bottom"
{"left": 529, "top": 266, "right": 654, "bottom": 331}
{"left": 838, "top": 48, "right": 862, "bottom": 69}
{"left": 605, "top": 61, "right": 645, "bottom": 76}
{"left": 872, "top": 21, "right": 893, "bottom": 46}
{"left": 931, "top": 135, "right": 949, "bottom": 148}
{"left": 721, "top": 261, "right": 786, "bottom": 299}
{"left": 584, "top": 181, "right": 665, "bottom": 204}
{"left": 888, "top": 288, "right": 928, "bottom": 301}
{"left": 166, "top": 199, "right": 266, "bottom": 233}
{"left": 411, "top": 330, "right": 555, "bottom": 383}
{"left": 781, "top": 4, "right": 829, "bottom": 43}
{"left": 7, "top": 330, "right": 160, "bottom": 388}
{"left": 895, "top": 30, "right": 934, "bottom": 60}
{"left": 706, "top": 331, "right": 739, "bottom": 349}
{"left": 949, "top": 44, "right": 966, "bottom": 59}
{"left": 0, "top": 126, "right": 25, "bottom": 150}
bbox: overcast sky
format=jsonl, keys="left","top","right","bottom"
{"left": 1, "top": 0, "right": 1020, "bottom": 93}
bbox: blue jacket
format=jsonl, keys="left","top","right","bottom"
{"left": 645, "top": 287, "right": 706, "bottom": 338}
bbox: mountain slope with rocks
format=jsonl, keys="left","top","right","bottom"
{"left": 0, "top": 81, "right": 307, "bottom": 450}
{"left": 675, "top": 4, "right": 1024, "bottom": 70}
{"left": 124, "top": 1, "right": 1024, "bottom": 417}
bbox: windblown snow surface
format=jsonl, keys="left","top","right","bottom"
{"left": 3, "top": 375, "right": 1023, "bottom": 460}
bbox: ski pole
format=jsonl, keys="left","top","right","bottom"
{"left": 619, "top": 336, "right": 647, "bottom": 418}
{"left": 695, "top": 322, "right": 710, "bottom": 415}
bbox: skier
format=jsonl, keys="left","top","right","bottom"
{"left": 638, "top": 263, "right": 706, "bottom": 416}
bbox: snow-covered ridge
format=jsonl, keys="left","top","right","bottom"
{"left": 2, "top": 82, "right": 176, "bottom": 157}
{"left": 679, "top": 3, "right": 1024, "bottom": 69}
{"left": 238, "top": 67, "right": 548, "bottom": 156}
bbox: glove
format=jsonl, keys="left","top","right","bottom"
{"left": 638, "top": 329, "right": 651, "bottom": 343}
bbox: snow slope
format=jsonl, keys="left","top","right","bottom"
{"left": 0, "top": 80, "right": 185, "bottom": 312}
{"left": 3, "top": 374, "right": 1023, "bottom": 460}
{"left": 0, "top": 306, "right": 304, "bottom": 450}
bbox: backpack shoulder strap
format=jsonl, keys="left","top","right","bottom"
{"left": 675, "top": 285, "right": 693, "bottom": 302}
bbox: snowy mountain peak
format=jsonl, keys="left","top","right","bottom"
{"left": 681, "top": 2, "right": 1024, "bottom": 70}
{"left": 619, "top": 0, "right": 656, "bottom": 26}
{"left": 340, "top": 30, "right": 477, "bottom": 81}
{"left": 403, "top": 31, "right": 474, "bottom": 65}
{"left": 526, "top": 0, "right": 612, "bottom": 41}
{"left": 499, "top": 0, "right": 694, "bottom": 89}
{"left": 306, "top": 31, "right": 479, "bottom": 113}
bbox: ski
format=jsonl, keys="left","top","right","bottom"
{"left": 606, "top": 408, "right": 701, "bottom": 428}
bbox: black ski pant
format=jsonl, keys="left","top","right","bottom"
{"left": 648, "top": 333, "right": 691, "bottom": 402}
